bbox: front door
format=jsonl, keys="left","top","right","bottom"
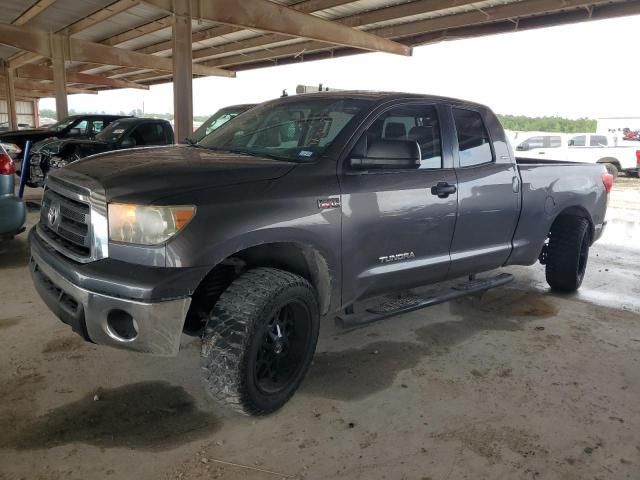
{"left": 340, "top": 103, "right": 458, "bottom": 305}
{"left": 447, "top": 107, "right": 521, "bottom": 278}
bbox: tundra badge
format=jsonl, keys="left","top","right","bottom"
{"left": 378, "top": 252, "right": 416, "bottom": 264}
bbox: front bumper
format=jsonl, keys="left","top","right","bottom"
{"left": 30, "top": 231, "right": 194, "bottom": 356}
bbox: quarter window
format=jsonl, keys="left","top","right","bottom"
{"left": 363, "top": 105, "right": 442, "bottom": 169}
{"left": 590, "top": 135, "right": 608, "bottom": 146}
{"left": 548, "top": 136, "right": 562, "bottom": 148}
{"left": 453, "top": 108, "right": 493, "bottom": 167}
{"left": 569, "top": 135, "right": 586, "bottom": 147}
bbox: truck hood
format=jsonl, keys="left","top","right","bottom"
{"left": 0, "top": 128, "right": 50, "bottom": 143}
{"left": 64, "top": 145, "right": 296, "bottom": 202}
{"left": 35, "top": 138, "right": 106, "bottom": 155}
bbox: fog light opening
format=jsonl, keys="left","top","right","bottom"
{"left": 106, "top": 309, "right": 138, "bottom": 341}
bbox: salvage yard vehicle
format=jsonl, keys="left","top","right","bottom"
{"left": 187, "top": 104, "right": 256, "bottom": 144}
{"left": 513, "top": 132, "right": 640, "bottom": 177}
{"left": 0, "top": 145, "right": 26, "bottom": 239}
{"left": 29, "top": 92, "right": 611, "bottom": 415}
{"left": 27, "top": 118, "right": 175, "bottom": 187}
{"left": 0, "top": 114, "right": 128, "bottom": 152}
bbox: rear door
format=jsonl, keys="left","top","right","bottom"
{"left": 446, "top": 106, "right": 521, "bottom": 278}
{"left": 340, "top": 103, "right": 458, "bottom": 304}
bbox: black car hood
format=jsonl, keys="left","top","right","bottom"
{"left": 65, "top": 145, "right": 296, "bottom": 203}
{"left": 0, "top": 128, "right": 51, "bottom": 142}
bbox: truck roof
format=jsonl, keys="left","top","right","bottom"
{"left": 281, "top": 90, "right": 489, "bottom": 110}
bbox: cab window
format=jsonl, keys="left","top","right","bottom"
{"left": 453, "top": 108, "right": 493, "bottom": 167}
{"left": 362, "top": 105, "right": 442, "bottom": 169}
{"left": 569, "top": 135, "right": 586, "bottom": 147}
{"left": 590, "top": 135, "right": 608, "bottom": 146}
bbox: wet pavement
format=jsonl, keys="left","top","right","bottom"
{"left": 1, "top": 180, "right": 640, "bottom": 479}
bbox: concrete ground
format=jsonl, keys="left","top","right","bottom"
{"left": 1, "top": 179, "right": 639, "bottom": 480}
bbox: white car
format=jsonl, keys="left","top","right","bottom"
{"left": 512, "top": 132, "right": 639, "bottom": 177}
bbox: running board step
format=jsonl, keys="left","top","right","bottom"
{"left": 336, "top": 273, "right": 514, "bottom": 328}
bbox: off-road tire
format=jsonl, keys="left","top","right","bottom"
{"left": 545, "top": 216, "right": 591, "bottom": 292}
{"left": 200, "top": 267, "right": 319, "bottom": 415}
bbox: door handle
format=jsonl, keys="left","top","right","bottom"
{"left": 431, "top": 182, "right": 457, "bottom": 198}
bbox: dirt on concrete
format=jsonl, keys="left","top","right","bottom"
{"left": 1, "top": 182, "right": 640, "bottom": 479}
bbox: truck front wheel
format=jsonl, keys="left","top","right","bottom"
{"left": 200, "top": 267, "right": 319, "bottom": 415}
{"left": 545, "top": 216, "right": 591, "bottom": 292}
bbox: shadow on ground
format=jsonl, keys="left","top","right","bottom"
{"left": 1, "top": 381, "right": 221, "bottom": 452}
{"left": 303, "top": 289, "right": 557, "bottom": 401}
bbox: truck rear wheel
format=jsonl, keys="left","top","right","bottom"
{"left": 602, "top": 163, "right": 619, "bottom": 178}
{"left": 200, "top": 267, "right": 319, "bottom": 415}
{"left": 545, "top": 216, "right": 591, "bottom": 292}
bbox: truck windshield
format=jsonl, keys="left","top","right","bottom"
{"left": 95, "top": 120, "right": 133, "bottom": 143}
{"left": 189, "top": 106, "right": 253, "bottom": 144}
{"left": 47, "top": 117, "right": 76, "bottom": 132}
{"left": 198, "top": 97, "right": 371, "bottom": 162}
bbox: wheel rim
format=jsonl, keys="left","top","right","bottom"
{"left": 254, "top": 299, "right": 312, "bottom": 394}
{"left": 577, "top": 234, "right": 589, "bottom": 282}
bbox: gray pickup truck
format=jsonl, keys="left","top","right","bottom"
{"left": 29, "top": 92, "right": 611, "bottom": 415}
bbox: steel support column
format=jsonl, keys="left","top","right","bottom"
{"left": 51, "top": 35, "right": 68, "bottom": 120}
{"left": 172, "top": 0, "right": 192, "bottom": 143}
{"left": 1, "top": 62, "right": 18, "bottom": 130}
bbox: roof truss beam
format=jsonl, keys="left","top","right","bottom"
{"left": 142, "top": 0, "right": 411, "bottom": 56}
{"left": 11, "top": 0, "right": 57, "bottom": 26}
{"left": 15, "top": 64, "right": 148, "bottom": 89}
{"left": 0, "top": 23, "right": 234, "bottom": 77}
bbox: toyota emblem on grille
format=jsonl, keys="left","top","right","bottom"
{"left": 47, "top": 202, "right": 60, "bottom": 227}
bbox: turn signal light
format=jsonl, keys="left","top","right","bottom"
{"left": 602, "top": 172, "right": 614, "bottom": 193}
{"left": 0, "top": 153, "right": 16, "bottom": 175}
{"left": 636, "top": 150, "right": 640, "bottom": 165}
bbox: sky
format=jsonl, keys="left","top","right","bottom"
{"left": 40, "top": 14, "right": 640, "bottom": 120}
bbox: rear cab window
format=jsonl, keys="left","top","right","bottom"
{"left": 452, "top": 108, "right": 494, "bottom": 167}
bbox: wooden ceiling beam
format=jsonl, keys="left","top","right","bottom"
{"left": 142, "top": 0, "right": 411, "bottom": 56}
{"left": 15, "top": 64, "right": 149, "bottom": 89}
{"left": 0, "top": 23, "right": 234, "bottom": 77}
{"left": 11, "top": 0, "right": 58, "bottom": 26}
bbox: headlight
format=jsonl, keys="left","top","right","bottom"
{"left": 108, "top": 204, "right": 196, "bottom": 245}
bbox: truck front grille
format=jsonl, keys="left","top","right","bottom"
{"left": 39, "top": 185, "right": 92, "bottom": 260}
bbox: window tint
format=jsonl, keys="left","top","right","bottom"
{"left": 522, "top": 136, "right": 544, "bottom": 149}
{"left": 453, "top": 108, "right": 493, "bottom": 167}
{"left": 549, "top": 136, "right": 562, "bottom": 148}
{"left": 92, "top": 120, "right": 105, "bottom": 134}
{"left": 74, "top": 120, "right": 88, "bottom": 134}
{"left": 590, "top": 135, "right": 608, "bottom": 146}
{"left": 131, "top": 123, "right": 165, "bottom": 145}
{"left": 364, "top": 105, "right": 442, "bottom": 169}
{"left": 569, "top": 135, "right": 586, "bottom": 147}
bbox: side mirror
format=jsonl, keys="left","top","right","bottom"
{"left": 349, "top": 139, "right": 420, "bottom": 170}
{"left": 68, "top": 128, "right": 81, "bottom": 136}
{"left": 568, "top": 140, "right": 575, "bottom": 147}
{"left": 516, "top": 142, "right": 529, "bottom": 151}
{"left": 120, "top": 137, "right": 136, "bottom": 148}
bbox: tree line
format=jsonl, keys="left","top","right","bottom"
{"left": 496, "top": 114, "right": 596, "bottom": 133}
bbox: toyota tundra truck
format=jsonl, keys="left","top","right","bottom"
{"left": 29, "top": 92, "right": 612, "bottom": 415}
